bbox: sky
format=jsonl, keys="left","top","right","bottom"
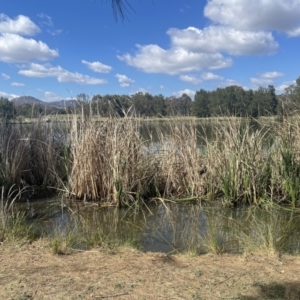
{"left": 1, "top": 0, "right": 300, "bottom": 102}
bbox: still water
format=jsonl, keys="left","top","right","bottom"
{"left": 24, "top": 198, "right": 300, "bottom": 255}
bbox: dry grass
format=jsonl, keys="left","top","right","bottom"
{"left": 1, "top": 242, "right": 300, "bottom": 299}
{"left": 68, "top": 115, "right": 157, "bottom": 206}
{"left": 0, "top": 117, "right": 67, "bottom": 191}
{"left": 154, "top": 121, "right": 207, "bottom": 198}
{"left": 3, "top": 113, "right": 300, "bottom": 207}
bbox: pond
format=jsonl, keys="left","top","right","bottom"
{"left": 22, "top": 197, "right": 300, "bottom": 255}
{"left": 3, "top": 117, "right": 300, "bottom": 254}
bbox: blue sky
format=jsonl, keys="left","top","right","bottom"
{"left": 1, "top": 0, "right": 300, "bottom": 102}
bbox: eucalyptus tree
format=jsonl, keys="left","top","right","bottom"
{"left": 109, "top": 0, "right": 134, "bottom": 21}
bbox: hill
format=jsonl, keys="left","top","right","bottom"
{"left": 11, "top": 96, "right": 77, "bottom": 108}
{"left": 11, "top": 96, "right": 46, "bottom": 106}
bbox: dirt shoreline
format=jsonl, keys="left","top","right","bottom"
{"left": 1, "top": 242, "right": 300, "bottom": 300}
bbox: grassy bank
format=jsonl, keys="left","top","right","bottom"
{"left": 2, "top": 241, "right": 300, "bottom": 300}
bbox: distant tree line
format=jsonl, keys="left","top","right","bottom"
{"left": 193, "top": 85, "right": 277, "bottom": 117}
{"left": 88, "top": 92, "right": 192, "bottom": 117}
{"left": 1, "top": 76, "right": 300, "bottom": 119}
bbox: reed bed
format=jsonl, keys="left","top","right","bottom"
{"left": 67, "top": 115, "right": 158, "bottom": 206}
{"left": 0, "top": 117, "right": 67, "bottom": 192}
{"left": 154, "top": 121, "right": 207, "bottom": 198}
{"left": 2, "top": 112, "right": 300, "bottom": 207}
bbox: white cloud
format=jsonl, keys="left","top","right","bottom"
{"left": 173, "top": 89, "right": 195, "bottom": 99}
{"left": 251, "top": 71, "right": 285, "bottom": 87}
{"left": 168, "top": 26, "right": 278, "bottom": 56}
{"left": 179, "top": 75, "right": 202, "bottom": 85}
{"left": 204, "top": 0, "right": 300, "bottom": 35}
{"left": 276, "top": 81, "right": 296, "bottom": 94}
{"left": 37, "top": 13, "right": 53, "bottom": 27}
{"left": 221, "top": 78, "right": 241, "bottom": 87}
{"left": 288, "top": 27, "right": 300, "bottom": 37}
{"left": 0, "top": 34, "right": 58, "bottom": 63}
{"left": 1, "top": 73, "right": 10, "bottom": 80}
{"left": 0, "top": 14, "right": 40, "bottom": 36}
{"left": 159, "top": 85, "right": 165, "bottom": 89}
{"left": 115, "top": 73, "right": 134, "bottom": 87}
{"left": 37, "top": 13, "right": 62, "bottom": 36}
{"left": 43, "top": 91, "right": 61, "bottom": 102}
{"left": 82, "top": 60, "right": 112, "bottom": 73}
{"left": 260, "top": 71, "right": 284, "bottom": 79}
{"left": 118, "top": 44, "right": 232, "bottom": 75}
{"left": 48, "top": 29, "right": 62, "bottom": 36}
{"left": 11, "top": 82, "right": 24, "bottom": 86}
{"left": 131, "top": 88, "right": 148, "bottom": 95}
{"left": 118, "top": 24, "right": 277, "bottom": 75}
{"left": 19, "top": 63, "right": 108, "bottom": 85}
{"left": 202, "top": 72, "right": 223, "bottom": 81}
{"left": 119, "top": 1, "right": 299, "bottom": 76}
{"left": 251, "top": 77, "right": 273, "bottom": 86}
{"left": 0, "top": 91, "right": 19, "bottom": 99}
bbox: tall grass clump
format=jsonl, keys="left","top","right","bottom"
{"left": 0, "top": 117, "right": 68, "bottom": 193}
{"left": 67, "top": 113, "right": 158, "bottom": 206}
{"left": 233, "top": 205, "right": 300, "bottom": 254}
{"left": 205, "top": 119, "right": 273, "bottom": 206}
{"left": 269, "top": 118, "right": 300, "bottom": 207}
{"left": 154, "top": 121, "right": 207, "bottom": 199}
{"left": 0, "top": 186, "right": 37, "bottom": 243}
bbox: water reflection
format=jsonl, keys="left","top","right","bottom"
{"left": 25, "top": 199, "right": 300, "bottom": 255}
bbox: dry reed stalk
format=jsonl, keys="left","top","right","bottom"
{"left": 68, "top": 115, "right": 157, "bottom": 205}
{"left": 0, "top": 117, "right": 67, "bottom": 191}
{"left": 205, "top": 119, "right": 272, "bottom": 205}
{"left": 155, "top": 121, "right": 206, "bottom": 198}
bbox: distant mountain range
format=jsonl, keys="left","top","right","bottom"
{"left": 11, "top": 96, "right": 77, "bottom": 108}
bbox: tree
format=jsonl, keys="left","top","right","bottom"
{"left": 0, "top": 97, "right": 15, "bottom": 120}
{"left": 193, "top": 90, "right": 210, "bottom": 117}
{"left": 110, "top": 0, "right": 135, "bottom": 21}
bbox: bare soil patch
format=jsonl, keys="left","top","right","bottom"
{"left": 1, "top": 242, "right": 300, "bottom": 300}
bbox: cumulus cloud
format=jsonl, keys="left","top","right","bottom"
{"left": 221, "top": 78, "right": 241, "bottom": 87}
{"left": 260, "top": 71, "right": 284, "bottom": 79}
{"left": 118, "top": 24, "right": 277, "bottom": 75}
{"left": 168, "top": 26, "right": 278, "bottom": 56}
{"left": 202, "top": 72, "right": 223, "bottom": 81}
{"left": 179, "top": 72, "right": 225, "bottom": 87}
{"left": 43, "top": 91, "right": 62, "bottom": 102}
{"left": 276, "top": 81, "right": 296, "bottom": 94}
{"left": 251, "top": 71, "right": 285, "bottom": 87}
{"left": 0, "top": 34, "right": 58, "bottom": 63}
{"left": 0, "top": 91, "right": 19, "bottom": 99}
{"left": 204, "top": 0, "right": 300, "bottom": 36}
{"left": 11, "top": 82, "right": 24, "bottom": 86}
{"left": 0, "top": 14, "right": 58, "bottom": 63}
{"left": 118, "top": 44, "right": 232, "bottom": 75}
{"left": 82, "top": 60, "right": 112, "bottom": 73}
{"left": 115, "top": 73, "right": 135, "bottom": 87}
{"left": 131, "top": 88, "right": 148, "bottom": 95}
{"left": 1, "top": 73, "right": 10, "bottom": 80}
{"left": 179, "top": 75, "right": 202, "bottom": 85}
{"left": 19, "top": 63, "right": 107, "bottom": 85}
{"left": 288, "top": 27, "right": 300, "bottom": 37}
{"left": 119, "top": 0, "right": 299, "bottom": 76}
{"left": 0, "top": 14, "right": 40, "bottom": 36}
{"left": 173, "top": 89, "right": 196, "bottom": 99}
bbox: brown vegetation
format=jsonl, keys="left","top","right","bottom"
{"left": 0, "top": 242, "right": 300, "bottom": 299}
{"left": 1, "top": 113, "right": 300, "bottom": 207}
